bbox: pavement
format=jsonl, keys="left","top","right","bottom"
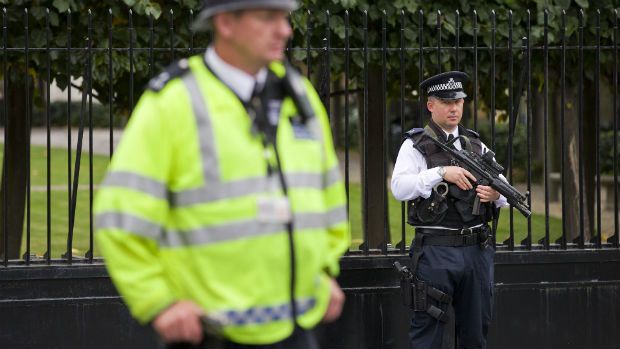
{"left": 0, "top": 127, "right": 123, "bottom": 156}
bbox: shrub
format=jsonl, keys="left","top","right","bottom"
{"left": 25, "top": 102, "right": 127, "bottom": 128}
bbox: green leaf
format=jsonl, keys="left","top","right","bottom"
{"left": 49, "top": 12, "right": 59, "bottom": 27}
{"left": 52, "top": 0, "right": 71, "bottom": 13}
{"left": 556, "top": 0, "right": 571, "bottom": 9}
{"left": 181, "top": 0, "right": 200, "bottom": 8}
{"left": 144, "top": 4, "right": 162, "bottom": 19}
{"left": 293, "top": 50, "right": 307, "bottom": 62}
{"left": 574, "top": 0, "right": 589, "bottom": 9}
{"left": 393, "top": 0, "right": 418, "bottom": 14}
{"left": 30, "top": 30, "right": 46, "bottom": 48}
{"left": 404, "top": 27, "right": 416, "bottom": 42}
{"left": 30, "top": 7, "right": 46, "bottom": 21}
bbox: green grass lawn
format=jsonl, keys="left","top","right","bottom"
{"left": 0, "top": 144, "right": 109, "bottom": 258}
{"left": 0, "top": 145, "right": 563, "bottom": 258}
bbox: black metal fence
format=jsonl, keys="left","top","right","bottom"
{"left": 0, "top": 7, "right": 619, "bottom": 267}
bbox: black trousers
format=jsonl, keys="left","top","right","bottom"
{"left": 166, "top": 326, "right": 319, "bottom": 349}
{"left": 409, "top": 243, "right": 495, "bottom": 349}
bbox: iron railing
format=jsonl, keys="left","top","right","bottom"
{"left": 0, "top": 7, "right": 618, "bottom": 267}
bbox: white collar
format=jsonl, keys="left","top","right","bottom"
{"left": 442, "top": 128, "right": 461, "bottom": 149}
{"left": 441, "top": 128, "right": 459, "bottom": 139}
{"left": 205, "top": 46, "right": 268, "bottom": 102}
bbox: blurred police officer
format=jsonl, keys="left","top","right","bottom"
{"left": 391, "top": 71, "right": 508, "bottom": 349}
{"left": 95, "top": 1, "right": 349, "bottom": 348}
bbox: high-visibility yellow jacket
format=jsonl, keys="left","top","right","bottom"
{"left": 95, "top": 55, "right": 349, "bottom": 345}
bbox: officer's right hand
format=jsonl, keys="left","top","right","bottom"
{"left": 442, "top": 166, "right": 477, "bottom": 191}
{"left": 152, "top": 300, "right": 205, "bottom": 345}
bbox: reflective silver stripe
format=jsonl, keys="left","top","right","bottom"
{"left": 100, "top": 168, "right": 328, "bottom": 206}
{"left": 325, "top": 205, "right": 348, "bottom": 227}
{"left": 102, "top": 171, "right": 168, "bottom": 200}
{"left": 212, "top": 298, "right": 316, "bottom": 326}
{"left": 165, "top": 219, "right": 284, "bottom": 247}
{"left": 164, "top": 212, "right": 323, "bottom": 247}
{"left": 182, "top": 73, "right": 220, "bottom": 184}
{"left": 163, "top": 210, "right": 340, "bottom": 247}
{"left": 96, "top": 212, "right": 165, "bottom": 240}
{"left": 170, "top": 172, "right": 324, "bottom": 207}
{"left": 288, "top": 171, "right": 322, "bottom": 189}
{"left": 294, "top": 212, "right": 324, "bottom": 230}
{"left": 171, "top": 177, "right": 268, "bottom": 206}
{"left": 97, "top": 208, "right": 344, "bottom": 247}
{"left": 324, "top": 166, "right": 342, "bottom": 187}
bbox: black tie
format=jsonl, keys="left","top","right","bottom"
{"left": 447, "top": 134, "right": 457, "bottom": 149}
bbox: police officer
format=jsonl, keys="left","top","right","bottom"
{"left": 95, "top": 1, "right": 349, "bottom": 348}
{"left": 391, "top": 71, "right": 509, "bottom": 349}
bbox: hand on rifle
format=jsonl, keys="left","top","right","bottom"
{"left": 441, "top": 166, "right": 477, "bottom": 191}
{"left": 476, "top": 185, "right": 500, "bottom": 203}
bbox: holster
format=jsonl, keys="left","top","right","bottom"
{"left": 400, "top": 272, "right": 414, "bottom": 308}
{"left": 413, "top": 278, "right": 428, "bottom": 312}
{"left": 398, "top": 273, "right": 451, "bottom": 322}
{"left": 396, "top": 235, "right": 452, "bottom": 323}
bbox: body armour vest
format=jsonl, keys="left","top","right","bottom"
{"left": 406, "top": 121, "right": 493, "bottom": 228}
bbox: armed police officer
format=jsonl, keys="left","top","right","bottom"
{"left": 391, "top": 71, "right": 509, "bottom": 349}
{"left": 95, "top": 1, "right": 350, "bottom": 348}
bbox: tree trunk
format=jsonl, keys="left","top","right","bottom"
{"left": 557, "top": 84, "right": 595, "bottom": 243}
{"left": 0, "top": 75, "right": 31, "bottom": 260}
{"left": 532, "top": 87, "right": 545, "bottom": 180}
{"left": 582, "top": 80, "right": 596, "bottom": 241}
{"left": 362, "top": 65, "right": 390, "bottom": 250}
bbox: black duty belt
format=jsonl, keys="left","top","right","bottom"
{"left": 416, "top": 227, "right": 486, "bottom": 247}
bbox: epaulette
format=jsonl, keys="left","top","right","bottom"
{"left": 464, "top": 128, "right": 480, "bottom": 138}
{"left": 404, "top": 128, "right": 424, "bottom": 138}
{"left": 404, "top": 128, "right": 425, "bottom": 143}
{"left": 404, "top": 128, "right": 426, "bottom": 155}
{"left": 147, "top": 58, "right": 191, "bottom": 92}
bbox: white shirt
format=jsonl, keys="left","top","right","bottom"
{"left": 391, "top": 127, "right": 508, "bottom": 209}
{"left": 205, "top": 46, "right": 268, "bottom": 102}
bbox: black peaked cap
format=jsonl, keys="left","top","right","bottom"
{"left": 419, "top": 71, "right": 469, "bottom": 100}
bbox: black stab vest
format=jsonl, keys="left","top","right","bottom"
{"left": 406, "top": 121, "right": 491, "bottom": 228}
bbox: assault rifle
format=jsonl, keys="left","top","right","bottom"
{"left": 423, "top": 132, "right": 531, "bottom": 218}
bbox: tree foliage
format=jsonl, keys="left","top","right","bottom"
{"left": 291, "top": 0, "right": 619, "bottom": 110}
{"left": 0, "top": 0, "right": 618, "bottom": 115}
{"left": 0, "top": 0, "right": 201, "bottom": 117}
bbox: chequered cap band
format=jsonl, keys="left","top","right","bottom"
{"left": 427, "top": 78, "right": 463, "bottom": 93}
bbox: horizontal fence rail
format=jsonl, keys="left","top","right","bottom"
{"left": 0, "top": 7, "right": 618, "bottom": 267}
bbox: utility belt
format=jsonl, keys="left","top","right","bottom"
{"left": 416, "top": 226, "right": 492, "bottom": 248}
{"left": 394, "top": 225, "right": 492, "bottom": 322}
